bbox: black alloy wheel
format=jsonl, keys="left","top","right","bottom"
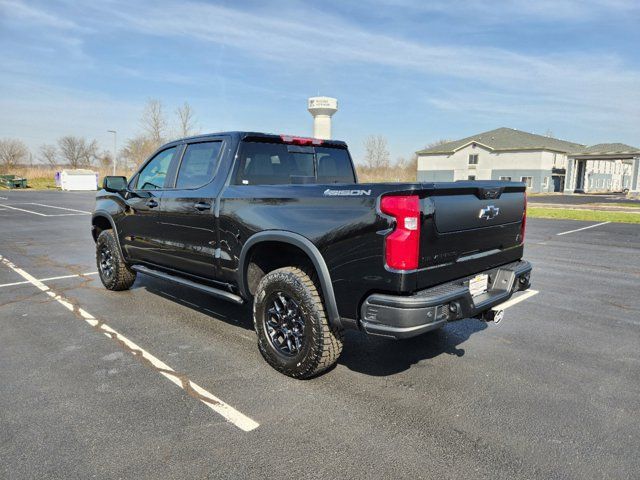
{"left": 98, "top": 243, "right": 115, "bottom": 281}
{"left": 264, "top": 292, "right": 306, "bottom": 357}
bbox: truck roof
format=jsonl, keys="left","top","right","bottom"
{"left": 164, "top": 131, "right": 348, "bottom": 148}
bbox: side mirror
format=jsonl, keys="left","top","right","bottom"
{"left": 102, "top": 176, "right": 128, "bottom": 193}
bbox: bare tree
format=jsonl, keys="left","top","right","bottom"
{"left": 141, "top": 99, "right": 167, "bottom": 147}
{"left": 544, "top": 129, "right": 555, "bottom": 138}
{"left": 121, "top": 135, "right": 157, "bottom": 169}
{"left": 410, "top": 140, "right": 450, "bottom": 169}
{"left": 176, "top": 102, "right": 197, "bottom": 138}
{"left": 39, "top": 144, "right": 58, "bottom": 167}
{"left": 57, "top": 136, "right": 98, "bottom": 168}
{"left": 363, "top": 135, "right": 390, "bottom": 169}
{"left": 425, "top": 139, "right": 451, "bottom": 148}
{"left": 0, "top": 138, "right": 29, "bottom": 170}
{"left": 397, "top": 156, "right": 417, "bottom": 171}
{"left": 97, "top": 151, "right": 113, "bottom": 170}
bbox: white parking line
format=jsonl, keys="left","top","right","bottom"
{"left": 0, "top": 204, "right": 87, "bottom": 217}
{"left": 28, "top": 203, "right": 92, "bottom": 214}
{"left": 492, "top": 289, "right": 539, "bottom": 311}
{"left": 0, "top": 204, "right": 49, "bottom": 216}
{"left": 0, "top": 255, "right": 259, "bottom": 432}
{"left": 556, "top": 221, "right": 611, "bottom": 236}
{"left": 0, "top": 271, "right": 98, "bottom": 288}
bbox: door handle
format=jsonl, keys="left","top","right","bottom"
{"left": 146, "top": 199, "right": 159, "bottom": 208}
{"left": 194, "top": 201, "right": 211, "bottom": 211}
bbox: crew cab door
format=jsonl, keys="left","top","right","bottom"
{"left": 119, "top": 145, "right": 180, "bottom": 264}
{"left": 154, "top": 139, "right": 225, "bottom": 279}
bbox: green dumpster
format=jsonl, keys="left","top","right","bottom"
{"left": 0, "top": 174, "right": 27, "bottom": 188}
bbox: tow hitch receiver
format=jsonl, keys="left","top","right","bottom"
{"left": 481, "top": 309, "right": 504, "bottom": 324}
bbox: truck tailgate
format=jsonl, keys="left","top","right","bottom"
{"left": 432, "top": 192, "right": 525, "bottom": 232}
{"left": 416, "top": 182, "right": 526, "bottom": 290}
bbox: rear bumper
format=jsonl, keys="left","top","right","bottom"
{"left": 360, "top": 260, "right": 532, "bottom": 339}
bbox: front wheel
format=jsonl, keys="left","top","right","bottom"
{"left": 96, "top": 229, "right": 136, "bottom": 291}
{"left": 253, "top": 267, "right": 343, "bottom": 379}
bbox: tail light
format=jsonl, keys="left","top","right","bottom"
{"left": 280, "top": 135, "right": 323, "bottom": 146}
{"left": 520, "top": 191, "right": 527, "bottom": 243}
{"left": 380, "top": 195, "right": 421, "bottom": 270}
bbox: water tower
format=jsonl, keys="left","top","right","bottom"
{"left": 307, "top": 96, "right": 338, "bottom": 139}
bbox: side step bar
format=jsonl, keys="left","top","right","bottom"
{"left": 131, "top": 265, "right": 244, "bottom": 305}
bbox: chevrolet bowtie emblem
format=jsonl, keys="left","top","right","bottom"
{"left": 479, "top": 205, "right": 500, "bottom": 220}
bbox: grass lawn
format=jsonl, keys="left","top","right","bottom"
{"left": 528, "top": 207, "right": 640, "bottom": 224}
{"left": 26, "top": 177, "right": 58, "bottom": 189}
{"left": 589, "top": 202, "right": 640, "bottom": 209}
{"left": 0, "top": 177, "right": 58, "bottom": 190}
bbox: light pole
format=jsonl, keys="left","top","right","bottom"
{"left": 107, "top": 130, "right": 117, "bottom": 175}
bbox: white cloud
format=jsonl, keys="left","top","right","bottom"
{"left": 1, "top": 0, "right": 639, "bottom": 154}
{"left": 0, "top": 0, "right": 79, "bottom": 29}
{"left": 365, "top": 0, "right": 640, "bottom": 22}
{"left": 101, "top": 0, "right": 640, "bottom": 125}
{"left": 0, "top": 75, "right": 141, "bottom": 153}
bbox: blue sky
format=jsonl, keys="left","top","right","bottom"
{"left": 1, "top": 0, "right": 639, "bottom": 163}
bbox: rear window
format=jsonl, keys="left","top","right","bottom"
{"left": 316, "top": 147, "right": 355, "bottom": 183}
{"left": 235, "top": 142, "right": 355, "bottom": 185}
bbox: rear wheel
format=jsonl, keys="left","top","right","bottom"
{"left": 253, "top": 266, "right": 343, "bottom": 379}
{"left": 96, "top": 229, "right": 136, "bottom": 291}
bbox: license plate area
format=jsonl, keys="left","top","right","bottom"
{"left": 469, "top": 274, "right": 489, "bottom": 297}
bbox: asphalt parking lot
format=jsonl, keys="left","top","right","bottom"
{"left": 1, "top": 190, "right": 639, "bottom": 479}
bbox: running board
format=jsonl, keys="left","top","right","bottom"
{"left": 131, "top": 265, "right": 244, "bottom": 305}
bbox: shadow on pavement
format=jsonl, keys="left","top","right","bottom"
{"left": 133, "top": 274, "right": 488, "bottom": 377}
{"left": 338, "top": 318, "right": 488, "bottom": 376}
{"left": 134, "top": 276, "right": 254, "bottom": 331}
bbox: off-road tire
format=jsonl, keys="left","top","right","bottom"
{"left": 253, "top": 266, "right": 344, "bottom": 379}
{"left": 96, "top": 229, "right": 136, "bottom": 291}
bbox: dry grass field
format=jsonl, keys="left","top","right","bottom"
{"left": 2, "top": 163, "right": 418, "bottom": 189}
{"left": 355, "top": 164, "right": 416, "bottom": 183}
{"left": 0, "top": 166, "right": 135, "bottom": 190}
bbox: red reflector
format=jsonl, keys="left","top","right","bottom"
{"left": 521, "top": 191, "right": 527, "bottom": 243}
{"left": 280, "top": 135, "right": 323, "bottom": 146}
{"left": 380, "top": 195, "right": 421, "bottom": 270}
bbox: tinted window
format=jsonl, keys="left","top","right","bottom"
{"left": 235, "top": 142, "right": 354, "bottom": 185}
{"left": 236, "top": 142, "right": 314, "bottom": 185}
{"left": 316, "top": 147, "right": 356, "bottom": 183}
{"left": 136, "top": 147, "right": 177, "bottom": 190}
{"left": 175, "top": 141, "right": 222, "bottom": 189}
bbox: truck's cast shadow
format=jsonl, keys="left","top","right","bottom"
{"left": 338, "top": 319, "right": 487, "bottom": 376}
{"left": 136, "top": 276, "right": 487, "bottom": 377}
{"left": 135, "top": 276, "right": 255, "bottom": 330}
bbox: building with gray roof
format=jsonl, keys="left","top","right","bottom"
{"left": 416, "top": 127, "right": 640, "bottom": 193}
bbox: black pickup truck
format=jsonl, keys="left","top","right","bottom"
{"left": 93, "top": 132, "right": 531, "bottom": 378}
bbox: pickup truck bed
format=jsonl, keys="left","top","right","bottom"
{"left": 93, "top": 131, "right": 531, "bottom": 378}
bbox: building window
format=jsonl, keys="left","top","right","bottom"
{"left": 520, "top": 176, "right": 533, "bottom": 188}
{"left": 468, "top": 175, "right": 476, "bottom": 181}
{"left": 468, "top": 154, "right": 479, "bottom": 165}
{"left": 499, "top": 176, "right": 511, "bottom": 181}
